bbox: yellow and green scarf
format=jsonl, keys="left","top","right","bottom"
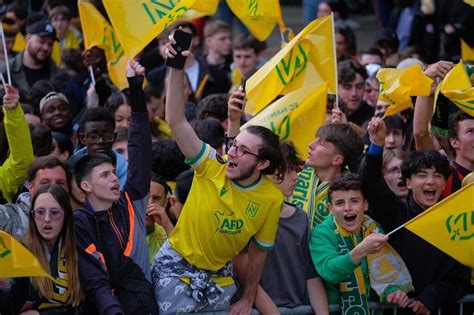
{"left": 290, "top": 167, "right": 331, "bottom": 231}
{"left": 335, "top": 215, "right": 414, "bottom": 315}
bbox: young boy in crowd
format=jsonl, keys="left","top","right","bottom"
{"left": 337, "top": 60, "right": 374, "bottom": 127}
{"left": 288, "top": 123, "right": 364, "bottom": 231}
{"left": 71, "top": 107, "right": 128, "bottom": 188}
{"left": 365, "top": 117, "right": 471, "bottom": 314}
{"left": 231, "top": 34, "right": 265, "bottom": 88}
{"left": 145, "top": 173, "right": 172, "bottom": 262}
{"left": 383, "top": 115, "right": 406, "bottom": 150}
{"left": 203, "top": 19, "right": 233, "bottom": 76}
{"left": 146, "top": 169, "right": 195, "bottom": 264}
{"left": 73, "top": 61, "right": 159, "bottom": 314}
{"left": 232, "top": 141, "right": 329, "bottom": 314}
{"left": 412, "top": 61, "right": 474, "bottom": 197}
{"left": 311, "top": 173, "right": 413, "bottom": 314}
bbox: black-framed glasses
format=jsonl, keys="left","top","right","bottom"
{"left": 32, "top": 208, "right": 64, "bottom": 221}
{"left": 80, "top": 132, "right": 116, "bottom": 143}
{"left": 228, "top": 140, "right": 259, "bottom": 158}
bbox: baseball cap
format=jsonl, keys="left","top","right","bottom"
{"left": 26, "top": 20, "right": 58, "bottom": 40}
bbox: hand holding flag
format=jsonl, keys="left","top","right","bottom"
{"left": 387, "top": 183, "right": 474, "bottom": 269}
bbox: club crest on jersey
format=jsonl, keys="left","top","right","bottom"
{"left": 245, "top": 201, "right": 261, "bottom": 218}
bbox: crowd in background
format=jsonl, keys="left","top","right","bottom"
{"left": 0, "top": 0, "right": 473, "bottom": 314}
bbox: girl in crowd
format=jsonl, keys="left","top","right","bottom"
{"left": 0, "top": 184, "right": 82, "bottom": 314}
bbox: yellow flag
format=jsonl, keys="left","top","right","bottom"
{"left": 0, "top": 230, "right": 53, "bottom": 279}
{"left": 461, "top": 39, "right": 474, "bottom": 62}
{"left": 11, "top": 32, "right": 25, "bottom": 53}
{"left": 78, "top": 0, "right": 128, "bottom": 90}
{"left": 245, "top": 16, "right": 336, "bottom": 115}
{"left": 103, "top": 0, "right": 197, "bottom": 59}
{"left": 467, "top": 64, "right": 474, "bottom": 85}
{"left": 182, "top": 0, "right": 219, "bottom": 20}
{"left": 404, "top": 183, "right": 474, "bottom": 269}
{"left": 241, "top": 83, "right": 328, "bottom": 158}
{"left": 377, "top": 64, "right": 432, "bottom": 116}
{"left": 438, "top": 60, "right": 474, "bottom": 116}
{"left": 226, "top": 0, "right": 285, "bottom": 41}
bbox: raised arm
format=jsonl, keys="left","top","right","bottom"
{"left": 413, "top": 61, "right": 454, "bottom": 151}
{"left": 125, "top": 60, "right": 151, "bottom": 200}
{"left": 361, "top": 117, "right": 404, "bottom": 231}
{"left": 164, "top": 33, "right": 202, "bottom": 159}
{"left": 0, "top": 85, "right": 34, "bottom": 203}
{"left": 227, "top": 87, "right": 246, "bottom": 138}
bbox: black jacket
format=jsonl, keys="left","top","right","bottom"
{"left": 74, "top": 76, "right": 158, "bottom": 315}
{"left": 360, "top": 149, "right": 470, "bottom": 313}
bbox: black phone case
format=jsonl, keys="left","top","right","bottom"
{"left": 165, "top": 30, "right": 193, "bottom": 70}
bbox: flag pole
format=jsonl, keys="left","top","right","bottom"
{"left": 386, "top": 222, "right": 407, "bottom": 237}
{"left": 0, "top": 20, "right": 11, "bottom": 85}
{"left": 331, "top": 13, "right": 338, "bottom": 109}
{"left": 0, "top": 72, "right": 6, "bottom": 91}
{"left": 88, "top": 65, "right": 96, "bottom": 86}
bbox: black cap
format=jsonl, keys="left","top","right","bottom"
{"left": 375, "top": 28, "right": 399, "bottom": 49}
{"left": 26, "top": 20, "right": 58, "bottom": 40}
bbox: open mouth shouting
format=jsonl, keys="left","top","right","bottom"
{"left": 111, "top": 184, "right": 120, "bottom": 195}
{"left": 228, "top": 158, "right": 237, "bottom": 169}
{"left": 422, "top": 188, "right": 437, "bottom": 203}
{"left": 344, "top": 214, "right": 358, "bottom": 226}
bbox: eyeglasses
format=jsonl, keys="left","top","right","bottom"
{"left": 32, "top": 208, "right": 64, "bottom": 221}
{"left": 228, "top": 140, "right": 259, "bottom": 158}
{"left": 81, "top": 132, "right": 116, "bottom": 143}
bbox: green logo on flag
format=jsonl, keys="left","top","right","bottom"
{"left": 143, "top": 0, "right": 178, "bottom": 24}
{"left": 445, "top": 211, "right": 474, "bottom": 241}
{"left": 270, "top": 114, "right": 291, "bottom": 140}
{"left": 0, "top": 236, "right": 11, "bottom": 258}
{"left": 248, "top": 0, "right": 259, "bottom": 17}
{"left": 101, "top": 26, "right": 125, "bottom": 65}
{"left": 275, "top": 44, "right": 308, "bottom": 86}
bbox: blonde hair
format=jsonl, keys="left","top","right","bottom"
{"left": 382, "top": 149, "right": 409, "bottom": 170}
{"left": 26, "top": 184, "right": 82, "bottom": 306}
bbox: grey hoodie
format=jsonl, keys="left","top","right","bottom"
{"left": 0, "top": 192, "right": 31, "bottom": 240}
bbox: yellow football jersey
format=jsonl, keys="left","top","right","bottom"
{"left": 169, "top": 143, "right": 283, "bottom": 274}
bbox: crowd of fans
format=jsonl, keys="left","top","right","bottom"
{"left": 0, "top": 0, "right": 473, "bottom": 314}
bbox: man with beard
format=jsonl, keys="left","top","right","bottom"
{"left": 1, "top": 20, "right": 58, "bottom": 100}
{"left": 363, "top": 118, "right": 470, "bottom": 315}
{"left": 152, "top": 32, "right": 285, "bottom": 314}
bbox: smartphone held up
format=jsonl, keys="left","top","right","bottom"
{"left": 166, "top": 29, "right": 193, "bottom": 70}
